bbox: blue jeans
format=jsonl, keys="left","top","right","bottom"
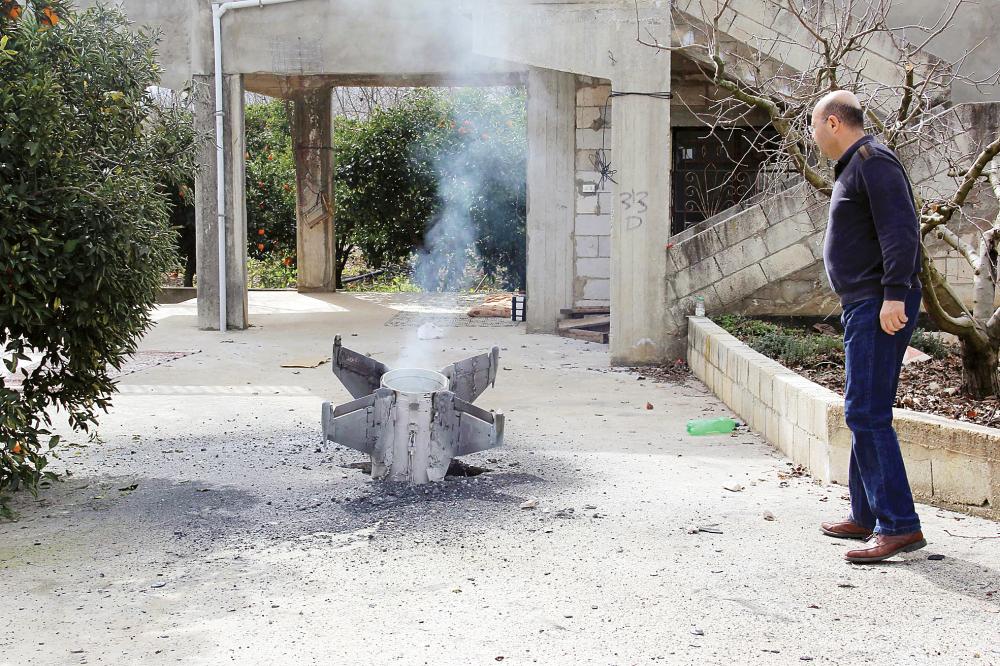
{"left": 841, "top": 290, "right": 922, "bottom": 536}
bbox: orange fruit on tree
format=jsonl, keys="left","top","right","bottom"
{"left": 40, "top": 6, "right": 58, "bottom": 28}
{"left": 12, "top": 443, "right": 22, "bottom": 455}
{"left": 2, "top": 1, "right": 21, "bottom": 20}
{"left": 258, "top": 228, "right": 265, "bottom": 236}
{"left": 257, "top": 243, "right": 265, "bottom": 251}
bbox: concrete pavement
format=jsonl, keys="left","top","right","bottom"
{"left": 1, "top": 292, "right": 998, "bottom": 665}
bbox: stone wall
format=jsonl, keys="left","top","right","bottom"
{"left": 573, "top": 77, "right": 613, "bottom": 308}
{"left": 688, "top": 316, "right": 1000, "bottom": 519}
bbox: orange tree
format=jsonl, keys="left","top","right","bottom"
{"left": 244, "top": 100, "right": 297, "bottom": 267}
{"left": 0, "top": 2, "right": 194, "bottom": 515}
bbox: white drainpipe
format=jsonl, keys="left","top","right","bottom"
{"left": 212, "top": 0, "right": 302, "bottom": 332}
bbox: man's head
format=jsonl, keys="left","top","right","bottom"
{"left": 811, "top": 90, "right": 866, "bottom": 161}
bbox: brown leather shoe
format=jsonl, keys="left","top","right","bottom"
{"left": 845, "top": 531, "right": 927, "bottom": 563}
{"left": 821, "top": 518, "right": 873, "bottom": 540}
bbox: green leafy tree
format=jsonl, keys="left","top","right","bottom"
{"left": 334, "top": 92, "right": 445, "bottom": 284}
{"left": 240, "top": 89, "right": 527, "bottom": 290}
{"left": 245, "top": 99, "right": 297, "bottom": 269}
{"left": 0, "top": 2, "right": 194, "bottom": 515}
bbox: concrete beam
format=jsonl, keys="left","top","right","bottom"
{"left": 194, "top": 74, "right": 249, "bottom": 330}
{"left": 526, "top": 67, "right": 577, "bottom": 333}
{"left": 292, "top": 88, "right": 337, "bottom": 292}
{"left": 244, "top": 73, "right": 527, "bottom": 98}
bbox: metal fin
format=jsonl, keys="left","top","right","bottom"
{"left": 440, "top": 346, "right": 499, "bottom": 403}
{"left": 450, "top": 394, "right": 504, "bottom": 456}
{"left": 322, "top": 393, "right": 377, "bottom": 454}
{"left": 331, "top": 334, "right": 390, "bottom": 399}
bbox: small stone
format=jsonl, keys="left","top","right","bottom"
{"left": 928, "top": 554, "right": 945, "bottom": 561}
{"left": 763, "top": 510, "right": 776, "bottom": 521}
{"left": 691, "top": 628, "right": 704, "bottom": 636}
{"left": 723, "top": 484, "right": 744, "bottom": 493}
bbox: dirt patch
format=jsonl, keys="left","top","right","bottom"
{"left": 618, "top": 359, "right": 693, "bottom": 384}
{"left": 718, "top": 316, "right": 1000, "bottom": 429}
{"left": 796, "top": 354, "right": 1000, "bottom": 429}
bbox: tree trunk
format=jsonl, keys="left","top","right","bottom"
{"left": 959, "top": 337, "right": 1000, "bottom": 399}
{"left": 972, "top": 236, "right": 997, "bottom": 320}
{"left": 183, "top": 249, "right": 196, "bottom": 288}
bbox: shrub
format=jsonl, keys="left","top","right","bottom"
{"left": 909, "top": 328, "right": 952, "bottom": 360}
{"left": 717, "top": 315, "right": 844, "bottom": 367}
{"left": 246, "top": 256, "right": 297, "bottom": 290}
{"left": 1, "top": 3, "right": 194, "bottom": 516}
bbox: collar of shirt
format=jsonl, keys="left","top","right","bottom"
{"left": 834, "top": 134, "right": 874, "bottom": 180}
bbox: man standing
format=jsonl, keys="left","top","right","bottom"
{"left": 811, "top": 90, "right": 927, "bottom": 563}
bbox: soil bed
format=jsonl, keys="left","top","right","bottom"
{"left": 717, "top": 315, "right": 1000, "bottom": 430}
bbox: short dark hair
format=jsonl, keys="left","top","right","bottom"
{"left": 821, "top": 100, "right": 865, "bottom": 129}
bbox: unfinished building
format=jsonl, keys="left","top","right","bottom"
{"left": 93, "top": 0, "right": 1000, "bottom": 364}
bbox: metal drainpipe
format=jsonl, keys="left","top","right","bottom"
{"left": 211, "top": 0, "right": 303, "bottom": 332}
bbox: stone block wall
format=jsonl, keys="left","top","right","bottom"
{"left": 664, "top": 183, "right": 828, "bottom": 333}
{"left": 688, "top": 316, "right": 1000, "bottom": 519}
{"left": 573, "top": 76, "right": 613, "bottom": 308}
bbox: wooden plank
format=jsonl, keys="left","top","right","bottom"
{"left": 560, "top": 306, "right": 611, "bottom": 317}
{"left": 560, "top": 328, "right": 608, "bottom": 343}
{"left": 557, "top": 315, "right": 611, "bottom": 331}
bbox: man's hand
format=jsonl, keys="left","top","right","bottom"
{"left": 880, "top": 300, "right": 907, "bottom": 335}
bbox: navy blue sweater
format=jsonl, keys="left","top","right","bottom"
{"left": 822, "top": 135, "right": 922, "bottom": 306}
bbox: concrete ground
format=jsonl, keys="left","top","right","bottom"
{"left": 2, "top": 292, "right": 998, "bottom": 666}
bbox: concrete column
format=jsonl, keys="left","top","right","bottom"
{"left": 610, "top": 69, "right": 674, "bottom": 364}
{"left": 194, "top": 74, "right": 249, "bottom": 330}
{"left": 526, "top": 67, "right": 576, "bottom": 333}
{"left": 292, "top": 87, "right": 337, "bottom": 292}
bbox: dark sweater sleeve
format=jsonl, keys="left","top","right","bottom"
{"left": 859, "top": 154, "right": 919, "bottom": 301}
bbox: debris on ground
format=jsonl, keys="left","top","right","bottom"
{"left": 520, "top": 498, "right": 539, "bottom": 510}
{"left": 467, "top": 293, "right": 514, "bottom": 318}
{"left": 417, "top": 322, "right": 445, "bottom": 340}
{"left": 902, "top": 346, "right": 932, "bottom": 365}
{"left": 280, "top": 356, "right": 329, "bottom": 368}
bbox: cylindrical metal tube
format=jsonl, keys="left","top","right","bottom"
{"left": 378, "top": 369, "right": 449, "bottom": 484}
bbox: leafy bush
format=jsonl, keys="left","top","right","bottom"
{"left": 909, "top": 328, "right": 952, "bottom": 360}
{"left": 246, "top": 256, "right": 297, "bottom": 290}
{"left": 717, "top": 315, "right": 844, "bottom": 367}
{"left": 1, "top": 3, "right": 194, "bottom": 515}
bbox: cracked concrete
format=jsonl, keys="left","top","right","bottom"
{"left": 2, "top": 292, "right": 998, "bottom": 665}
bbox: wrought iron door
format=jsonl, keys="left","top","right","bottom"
{"left": 671, "top": 127, "right": 774, "bottom": 236}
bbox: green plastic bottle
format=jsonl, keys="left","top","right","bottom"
{"left": 686, "top": 417, "right": 737, "bottom": 435}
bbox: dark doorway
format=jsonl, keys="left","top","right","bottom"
{"left": 671, "top": 127, "right": 776, "bottom": 236}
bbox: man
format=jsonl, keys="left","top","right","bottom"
{"left": 811, "top": 90, "right": 927, "bottom": 563}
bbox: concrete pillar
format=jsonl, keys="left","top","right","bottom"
{"left": 526, "top": 67, "right": 576, "bottom": 333}
{"left": 292, "top": 87, "right": 337, "bottom": 291}
{"left": 194, "top": 74, "right": 249, "bottom": 330}
{"left": 610, "top": 67, "right": 674, "bottom": 364}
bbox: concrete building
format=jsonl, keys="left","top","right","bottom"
{"left": 92, "top": 0, "right": 1000, "bottom": 363}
